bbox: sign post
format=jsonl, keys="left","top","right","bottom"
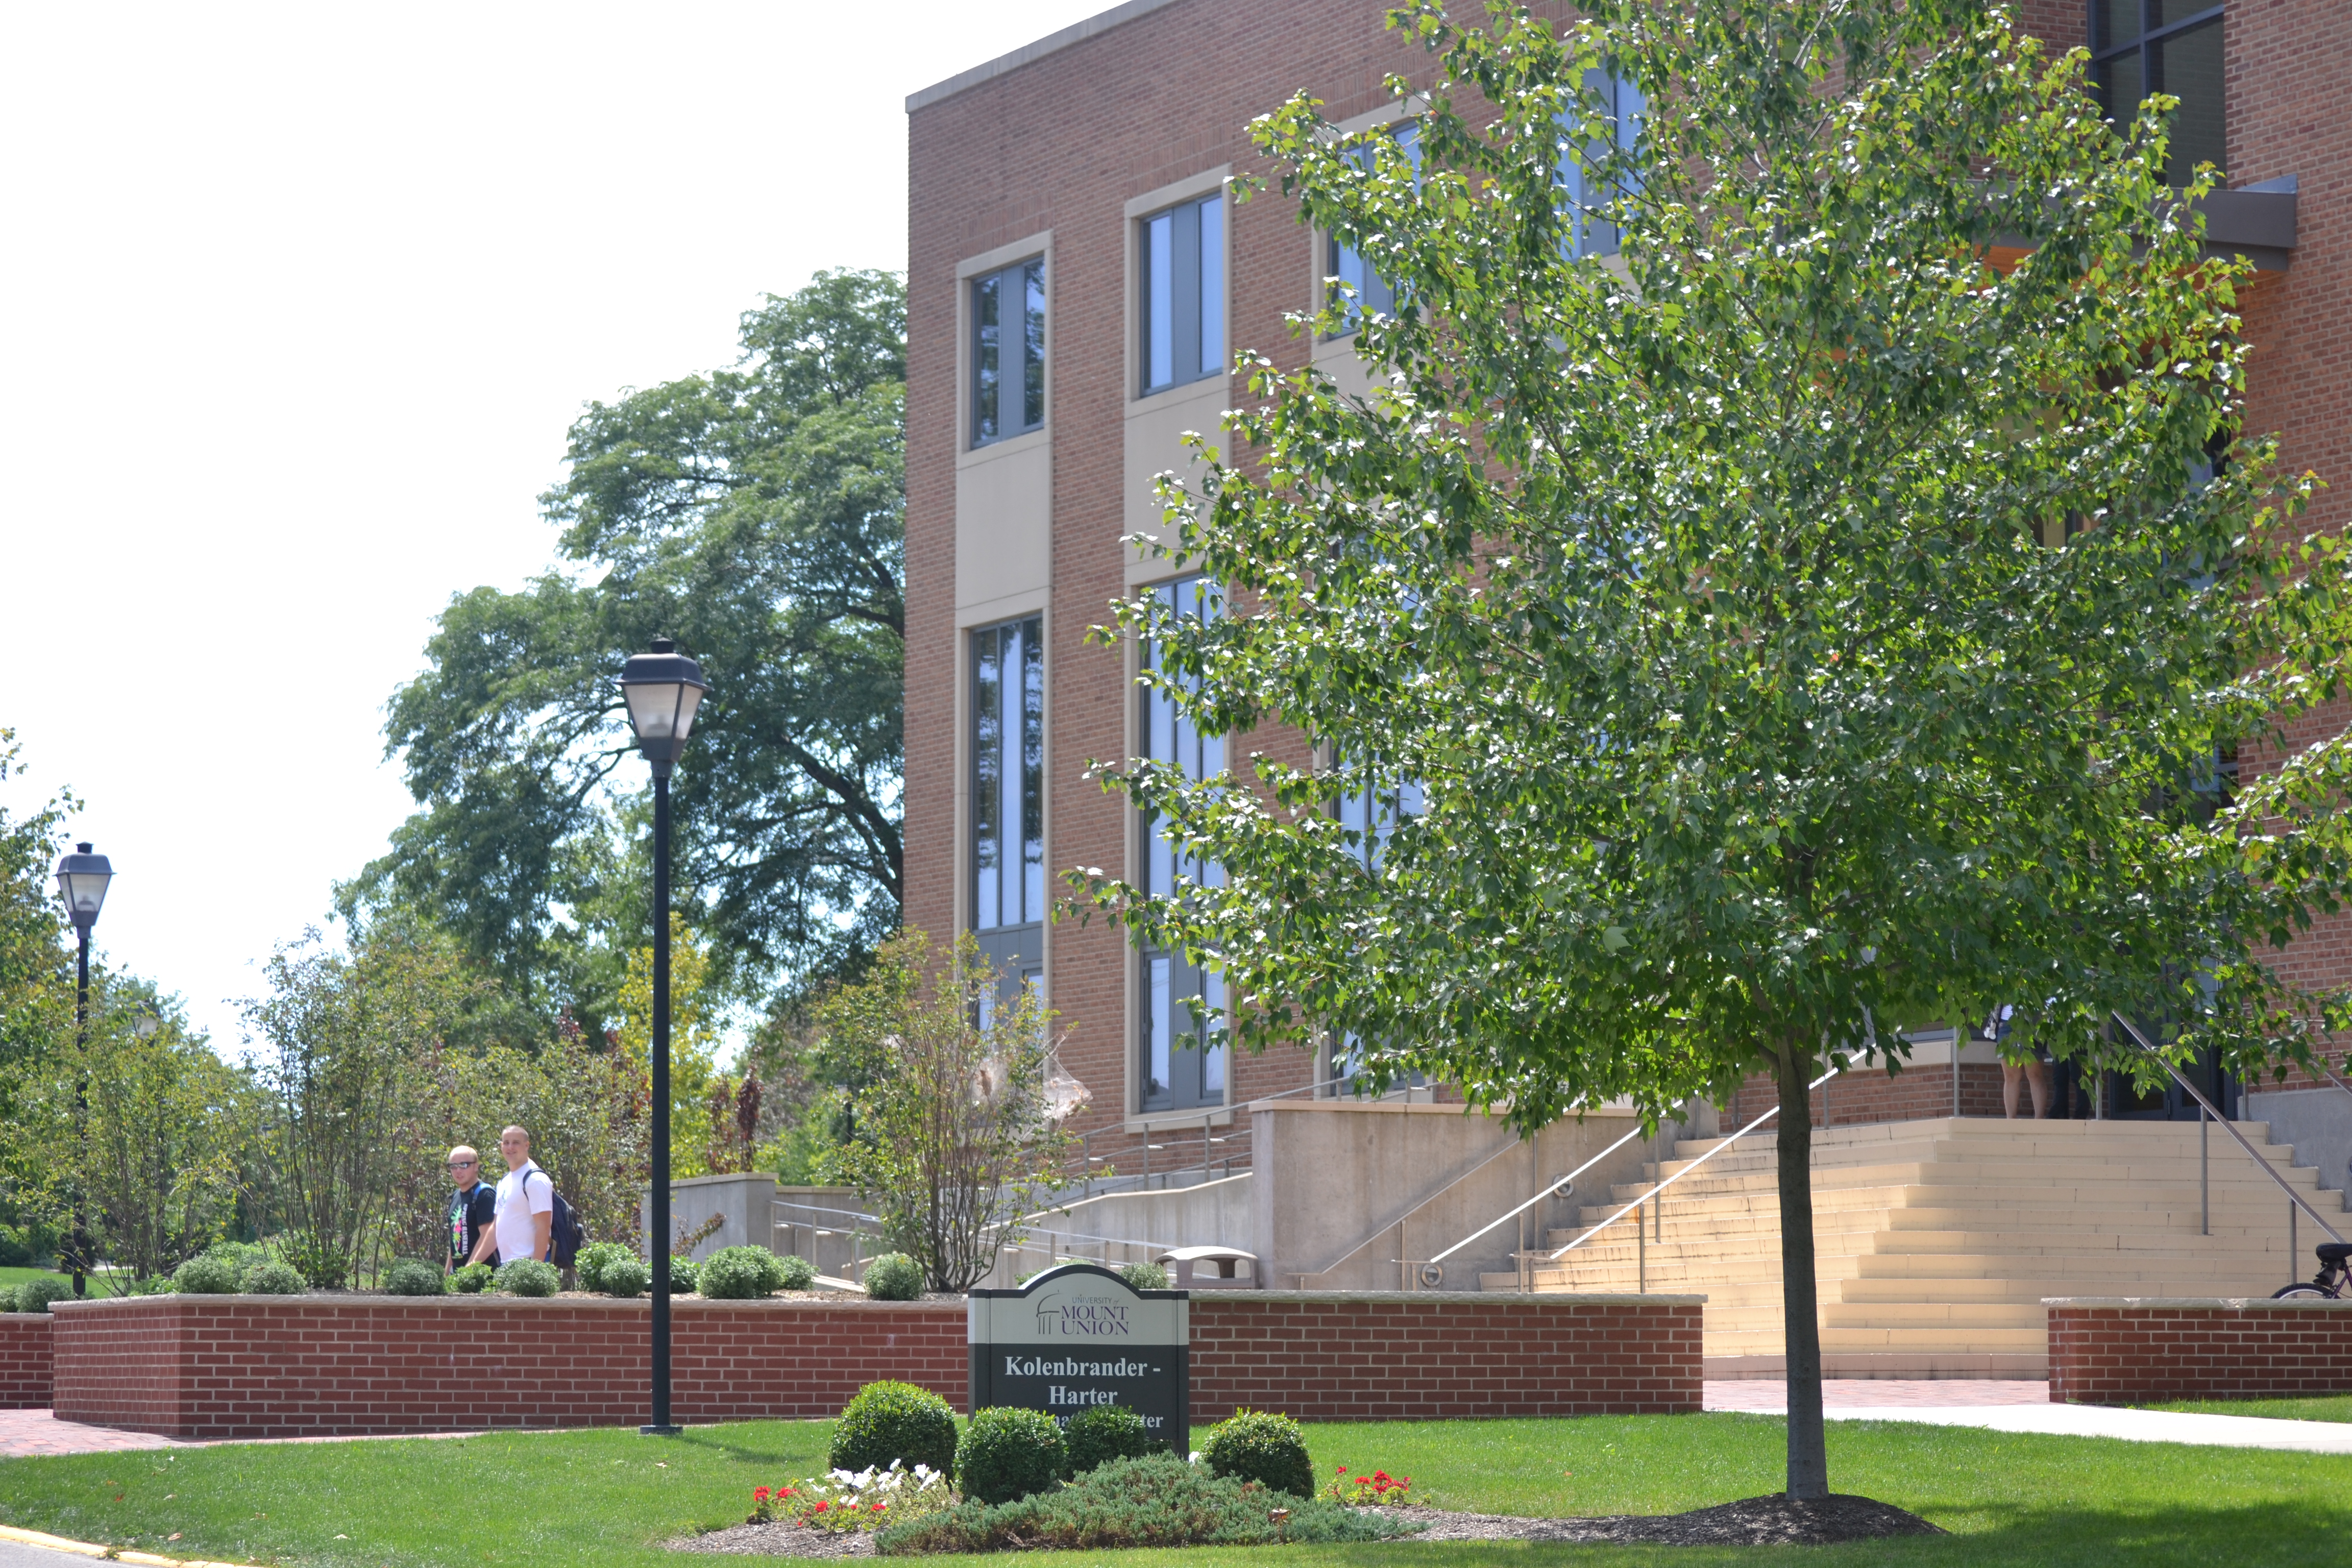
{"left": 967, "top": 1263, "right": 1189, "bottom": 1455}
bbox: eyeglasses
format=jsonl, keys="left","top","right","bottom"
{"left": 447, "top": 1160, "right": 477, "bottom": 1169}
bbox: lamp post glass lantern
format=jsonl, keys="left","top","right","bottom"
{"left": 620, "top": 638, "right": 708, "bottom": 1437}
{"left": 54, "top": 842, "right": 113, "bottom": 1298}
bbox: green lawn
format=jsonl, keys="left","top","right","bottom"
{"left": 2142, "top": 1394, "right": 2352, "bottom": 1424}
{"left": 0, "top": 1264, "right": 136, "bottom": 1296}
{"left": 0, "top": 1413, "right": 2345, "bottom": 1567}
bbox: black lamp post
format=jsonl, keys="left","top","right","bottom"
{"left": 619, "top": 637, "right": 708, "bottom": 1438}
{"left": 54, "top": 842, "right": 113, "bottom": 1299}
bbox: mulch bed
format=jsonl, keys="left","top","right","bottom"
{"left": 669, "top": 1494, "right": 1940, "bottom": 1556}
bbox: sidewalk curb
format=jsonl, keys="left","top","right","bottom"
{"left": 0, "top": 1523, "right": 250, "bottom": 1568}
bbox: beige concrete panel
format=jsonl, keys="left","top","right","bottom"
{"left": 1122, "top": 376, "right": 1230, "bottom": 584}
{"left": 957, "top": 436, "right": 1052, "bottom": 612}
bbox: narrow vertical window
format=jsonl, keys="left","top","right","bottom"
{"left": 1327, "top": 122, "right": 1419, "bottom": 335}
{"left": 1557, "top": 69, "right": 1646, "bottom": 259}
{"left": 1139, "top": 576, "right": 1226, "bottom": 1109}
{"left": 972, "top": 257, "right": 1046, "bottom": 446}
{"left": 2093, "top": 3, "right": 2226, "bottom": 185}
{"left": 1139, "top": 190, "right": 1224, "bottom": 395}
{"left": 972, "top": 616, "right": 1046, "bottom": 998}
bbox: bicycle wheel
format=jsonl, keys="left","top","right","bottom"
{"left": 2272, "top": 1283, "right": 2335, "bottom": 1300}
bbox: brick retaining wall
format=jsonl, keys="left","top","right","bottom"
{"left": 0, "top": 1313, "right": 52, "bottom": 1408}
{"left": 50, "top": 1291, "right": 1699, "bottom": 1440}
{"left": 2048, "top": 1297, "right": 2352, "bottom": 1405}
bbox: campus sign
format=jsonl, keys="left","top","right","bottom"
{"left": 967, "top": 1263, "right": 1189, "bottom": 1454}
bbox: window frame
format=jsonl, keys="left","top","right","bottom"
{"left": 1324, "top": 120, "right": 1422, "bottom": 338}
{"left": 2089, "top": 2, "right": 2226, "bottom": 186}
{"left": 1135, "top": 574, "right": 1228, "bottom": 1113}
{"left": 970, "top": 614, "right": 1046, "bottom": 1006}
{"left": 970, "top": 255, "right": 1047, "bottom": 449}
{"left": 1138, "top": 189, "right": 1226, "bottom": 398}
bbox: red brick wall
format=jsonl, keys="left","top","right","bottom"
{"left": 2048, "top": 1298, "right": 2352, "bottom": 1405}
{"left": 1189, "top": 1294, "right": 1701, "bottom": 1420}
{"left": 1727, "top": 1062, "right": 2013, "bottom": 1128}
{"left": 0, "top": 1314, "right": 52, "bottom": 1409}
{"left": 49, "top": 1291, "right": 1697, "bottom": 1439}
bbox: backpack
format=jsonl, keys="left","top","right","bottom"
{"left": 527, "top": 1168, "right": 584, "bottom": 1269}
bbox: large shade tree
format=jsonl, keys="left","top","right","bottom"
{"left": 1075, "top": 0, "right": 2352, "bottom": 1499}
{"left": 355, "top": 270, "right": 906, "bottom": 1026}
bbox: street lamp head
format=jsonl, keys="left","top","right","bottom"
{"left": 618, "top": 638, "right": 710, "bottom": 774}
{"left": 133, "top": 1007, "right": 161, "bottom": 1039}
{"left": 55, "top": 842, "right": 113, "bottom": 933}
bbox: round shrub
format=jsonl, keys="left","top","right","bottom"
{"left": 382, "top": 1259, "right": 443, "bottom": 1297}
{"left": 446, "top": 1261, "right": 495, "bottom": 1295}
{"left": 14, "top": 1277, "right": 74, "bottom": 1313}
{"left": 697, "top": 1245, "right": 785, "bottom": 1300}
{"left": 667, "top": 1254, "right": 700, "bottom": 1296}
{"left": 574, "top": 1241, "right": 636, "bottom": 1295}
{"left": 1201, "top": 1409, "right": 1314, "bottom": 1499}
{"left": 596, "top": 1254, "right": 650, "bottom": 1298}
{"left": 1065, "top": 1404, "right": 1150, "bottom": 1475}
{"left": 956, "top": 1406, "right": 1068, "bottom": 1505}
{"left": 497, "top": 1259, "right": 560, "bottom": 1298}
{"left": 244, "top": 1260, "right": 306, "bottom": 1296}
{"left": 863, "top": 1252, "right": 923, "bottom": 1301}
{"left": 171, "top": 1254, "right": 241, "bottom": 1295}
{"left": 1117, "top": 1261, "right": 1170, "bottom": 1291}
{"left": 776, "top": 1252, "right": 818, "bottom": 1291}
{"left": 828, "top": 1380, "right": 959, "bottom": 1478}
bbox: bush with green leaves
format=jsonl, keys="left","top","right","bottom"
{"left": 1117, "top": 1262, "right": 1169, "bottom": 1291}
{"left": 863, "top": 1252, "right": 923, "bottom": 1301}
{"left": 776, "top": 1252, "right": 818, "bottom": 1291}
{"left": 447, "top": 1261, "right": 495, "bottom": 1294}
{"left": 12, "top": 1277, "right": 75, "bottom": 1313}
{"left": 667, "top": 1255, "right": 700, "bottom": 1296}
{"left": 382, "top": 1258, "right": 443, "bottom": 1296}
{"left": 697, "top": 1245, "right": 788, "bottom": 1300}
{"left": 171, "top": 1254, "right": 242, "bottom": 1295}
{"left": 574, "top": 1241, "right": 635, "bottom": 1295}
{"left": 828, "top": 1381, "right": 959, "bottom": 1478}
{"left": 244, "top": 1260, "right": 306, "bottom": 1296}
{"left": 1065, "top": 1405, "right": 1150, "bottom": 1475}
{"left": 1201, "top": 1410, "right": 1314, "bottom": 1499}
{"left": 877, "top": 1453, "right": 1412, "bottom": 1555}
{"left": 279, "top": 1231, "right": 347, "bottom": 1290}
{"left": 497, "top": 1259, "right": 560, "bottom": 1297}
{"left": 955, "top": 1406, "right": 1068, "bottom": 1506}
{"left": 593, "top": 1254, "right": 650, "bottom": 1297}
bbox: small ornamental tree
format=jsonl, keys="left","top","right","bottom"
{"left": 1073, "top": 0, "right": 2352, "bottom": 1501}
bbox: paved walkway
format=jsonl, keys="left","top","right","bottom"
{"left": 1706, "top": 1379, "right": 2051, "bottom": 1411}
{"left": 0, "top": 1410, "right": 487, "bottom": 1460}
{"left": 1706, "top": 1381, "right": 2352, "bottom": 1453}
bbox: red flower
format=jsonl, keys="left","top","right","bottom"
{"left": 814, "top": 1502, "right": 828, "bottom": 1512}
{"left": 754, "top": 1488, "right": 770, "bottom": 1502}
{"left": 1336, "top": 1466, "right": 1349, "bottom": 1475}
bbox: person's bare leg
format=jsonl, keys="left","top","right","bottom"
{"left": 2003, "top": 1063, "right": 2024, "bottom": 1118}
{"left": 2027, "top": 1061, "right": 2052, "bottom": 1119}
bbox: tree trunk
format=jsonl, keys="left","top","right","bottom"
{"left": 1774, "top": 1041, "right": 1829, "bottom": 1500}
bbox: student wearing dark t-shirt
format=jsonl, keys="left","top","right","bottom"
{"left": 446, "top": 1145, "right": 498, "bottom": 1271}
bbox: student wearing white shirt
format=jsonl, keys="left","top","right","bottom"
{"left": 468, "top": 1124, "right": 553, "bottom": 1266}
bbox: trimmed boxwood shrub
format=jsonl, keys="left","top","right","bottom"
{"left": 876, "top": 1453, "right": 1413, "bottom": 1555}
{"left": 667, "top": 1255, "right": 701, "bottom": 1296}
{"left": 574, "top": 1241, "right": 636, "bottom": 1295}
{"left": 172, "top": 1255, "right": 241, "bottom": 1295}
{"left": 244, "top": 1260, "right": 306, "bottom": 1296}
{"left": 828, "top": 1381, "right": 959, "bottom": 1478}
{"left": 955, "top": 1406, "right": 1068, "bottom": 1505}
{"left": 1117, "top": 1262, "right": 1169, "bottom": 1291}
{"left": 447, "top": 1261, "right": 495, "bottom": 1295}
{"left": 863, "top": 1252, "right": 923, "bottom": 1301}
{"left": 697, "top": 1245, "right": 787, "bottom": 1299}
{"left": 1065, "top": 1405, "right": 1150, "bottom": 1475}
{"left": 1200, "top": 1409, "right": 1314, "bottom": 1499}
{"left": 382, "top": 1259, "right": 443, "bottom": 1297}
{"left": 12, "top": 1277, "right": 74, "bottom": 1313}
{"left": 497, "top": 1259, "right": 561, "bottom": 1297}
{"left": 596, "top": 1254, "right": 650, "bottom": 1297}
{"left": 776, "top": 1252, "right": 818, "bottom": 1291}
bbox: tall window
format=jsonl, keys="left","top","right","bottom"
{"left": 1327, "top": 122, "right": 1420, "bottom": 333}
{"left": 1141, "top": 191, "right": 1225, "bottom": 395}
{"left": 972, "top": 257, "right": 1046, "bottom": 446}
{"left": 2093, "top": 3, "right": 2225, "bottom": 185}
{"left": 973, "top": 616, "right": 1044, "bottom": 994}
{"left": 1140, "top": 576, "right": 1225, "bottom": 1110}
{"left": 1327, "top": 767, "right": 1424, "bottom": 1091}
{"left": 1557, "top": 68, "right": 1646, "bottom": 258}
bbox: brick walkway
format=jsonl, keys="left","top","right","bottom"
{"left": 1706, "top": 1379, "right": 2051, "bottom": 1411}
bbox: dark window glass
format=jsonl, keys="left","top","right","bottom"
{"left": 1140, "top": 576, "right": 1225, "bottom": 1109}
{"left": 1555, "top": 69, "right": 1647, "bottom": 258}
{"left": 1328, "top": 122, "right": 1420, "bottom": 335}
{"left": 972, "top": 257, "right": 1046, "bottom": 446}
{"left": 973, "top": 615, "right": 1044, "bottom": 929}
{"left": 2093, "top": 3, "right": 2225, "bottom": 186}
{"left": 1141, "top": 191, "right": 1225, "bottom": 395}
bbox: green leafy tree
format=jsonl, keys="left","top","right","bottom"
{"left": 823, "top": 930, "right": 1072, "bottom": 1292}
{"left": 82, "top": 997, "right": 256, "bottom": 1281}
{"left": 352, "top": 269, "right": 908, "bottom": 1026}
{"left": 1073, "top": 0, "right": 2352, "bottom": 1500}
{"left": 0, "top": 730, "right": 72, "bottom": 1094}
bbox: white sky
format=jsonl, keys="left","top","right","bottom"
{"left": 0, "top": 1, "right": 1110, "bottom": 1051}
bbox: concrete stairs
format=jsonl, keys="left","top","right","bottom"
{"left": 1477, "top": 1117, "right": 2327, "bottom": 1378}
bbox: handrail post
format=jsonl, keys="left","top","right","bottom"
{"left": 2290, "top": 1199, "right": 2298, "bottom": 1287}
{"left": 2200, "top": 1103, "right": 2210, "bottom": 1237}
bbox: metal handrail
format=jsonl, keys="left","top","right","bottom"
{"left": 1290, "top": 1127, "right": 1531, "bottom": 1285}
{"left": 1546, "top": 1064, "right": 1840, "bottom": 1260}
{"left": 1426, "top": 1120, "right": 1647, "bottom": 1268}
{"left": 2111, "top": 1011, "right": 2346, "bottom": 1244}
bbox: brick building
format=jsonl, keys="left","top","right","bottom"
{"left": 903, "top": 0, "right": 2346, "bottom": 1217}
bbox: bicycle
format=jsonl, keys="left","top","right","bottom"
{"left": 2273, "top": 1242, "right": 2352, "bottom": 1299}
